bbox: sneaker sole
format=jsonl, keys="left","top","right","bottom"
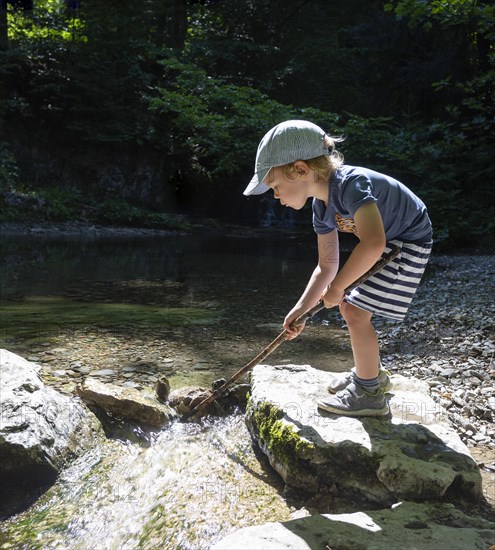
{"left": 317, "top": 400, "right": 390, "bottom": 417}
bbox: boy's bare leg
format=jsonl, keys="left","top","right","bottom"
{"left": 339, "top": 302, "right": 379, "bottom": 380}
{"left": 317, "top": 301, "right": 389, "bottom": 416}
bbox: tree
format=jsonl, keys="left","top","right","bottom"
{"left": 0, "top": 1, "right": 7, "bottom": 51}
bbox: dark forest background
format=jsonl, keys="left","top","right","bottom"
{"left": 0, "top": 0, "right": 493, "bottom": 248}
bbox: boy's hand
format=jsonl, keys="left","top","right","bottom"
{"left": 322, "top": 284, "right": 344, "bottom": 309}
{"left": 283, "top": 312, "right": 306, "bottom": 340}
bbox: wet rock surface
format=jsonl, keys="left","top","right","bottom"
{"left": 77, "top": 377, "right": 177, "bottom": 428}
{"left": 212, "top": 500, "right": 495, "bottom": 550}
{"left": 0, "top": 349, "right": 102, "bottom": 474}
{"left": 0, "top": 349, "right": 103, "bottom": 517}
{"left": 246, "top": 364, "right": 483, "bottom": 505}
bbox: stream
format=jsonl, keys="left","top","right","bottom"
{"left": 0, "top": 229, "right": 354, "bottom": 548}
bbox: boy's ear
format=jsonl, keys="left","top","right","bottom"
{"left": 293, "top": 160, "right": 310, "bottom": 176}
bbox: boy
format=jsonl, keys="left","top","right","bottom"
{"left": 243, "top": 120, "right": 432, "bottom": 417}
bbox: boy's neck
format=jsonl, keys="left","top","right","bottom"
{"left": 308, "top": 172, "right": 331, "bottom": 206}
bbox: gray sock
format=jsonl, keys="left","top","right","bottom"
{"left": 353, "top": 373, "right": 380, "bottom": 392}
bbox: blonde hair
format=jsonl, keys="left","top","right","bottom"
{"left": 283, "top": 134, "right": 344, "bottom": 182}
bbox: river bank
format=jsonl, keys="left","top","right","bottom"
{"left": 0, "top": 219, "right": 311, "bottom": 241}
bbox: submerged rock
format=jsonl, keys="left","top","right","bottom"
{"left": 212, "top": 500, "right": 495, "bottom": 550}
{"left": 246, "top": 364, "right": 483, "bottom": 505}
{"left": 0, "top": 349, "right": 102, "bottom": 516}
{"left": 77, "top": 378, "right": 177, "bottom": 428}
{"left": 168, "top": 386, "right": 215, "bottom": 416}
{"left": 169, "top": 382, "right": 250, "bottom": 418}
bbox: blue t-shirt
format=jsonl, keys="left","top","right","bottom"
{"left": 312, "top": 165, "right": 432, "bottom": 243}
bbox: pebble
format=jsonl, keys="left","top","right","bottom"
{"left": 92, "top": 369, "right": 115, "bottom": 377}
{"left": 77, "top": 366, "right": 91, "bottom": 375}
{"left": 122, "top": 381, "right": 141, "bottom": 389}
{"left": 193, "top": 363, "right": 211, "bottom": 370}
{"left": 439, "top": 368, "right": 457, "bottom": 377}
{"left": 51, "top": 370, "right": 66, "bottom": 377}
{"left": 66, "top": 370, "right": 81, "bottom": 377}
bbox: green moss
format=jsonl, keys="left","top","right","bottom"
{"left": 252, "top": 402, "right": 315, "bottom": 480}
{"left": 0, "top": 296, "right": 218, "bottom": 341}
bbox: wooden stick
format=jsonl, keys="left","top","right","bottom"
{"left": 185, "top": 244, "right": 400, "bottom": 418}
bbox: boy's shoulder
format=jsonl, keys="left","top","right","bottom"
{"left": 332, "top": 165, "right": 368, "bottom": 184}
{"left": 333, "top": 165, "right": 404, "bottom": 189}
{"left": 334, "top": 165, "right": 385, "bottom": 180}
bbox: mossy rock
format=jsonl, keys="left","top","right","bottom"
{"left": 246, "top": 400, "right": 318, "bottom": 492}
{"left": 246, "top": 364, "right": 483, "bottom": 505}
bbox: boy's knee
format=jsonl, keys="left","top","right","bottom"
{"left": 339, "top": 301, "right": 371, "bottom": 327}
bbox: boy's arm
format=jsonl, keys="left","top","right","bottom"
{"left": 284, "top": 229, "right": 339, "bottom": 339}
{"left": 323, "top": 202, "right": 386, "bottom": 308}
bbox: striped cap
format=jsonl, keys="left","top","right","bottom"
{"left": 243, "top": 120, "right": 329, "bottom": 196}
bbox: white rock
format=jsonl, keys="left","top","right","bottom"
{"left": 246, "top": 365, "right": 482, "bottom": 504}
{"left": 212, "top": 501, "right": 495, "bottom": 550}
{"left": 0, "top": 349, "right": 102, "bottom": 484}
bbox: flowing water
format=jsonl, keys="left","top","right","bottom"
{"left": 0, "top": 229, "right": 354, "bottom": 548}
{"left": 0, "top": 416, "right": 294, "bottom": 549}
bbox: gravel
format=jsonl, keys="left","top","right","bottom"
{"left": 375, "top": 254, "right": 495, "bottom": 448}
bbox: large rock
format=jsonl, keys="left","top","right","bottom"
{"left": 212, "top": 501, "right": 495, "bottom": 550}
{"left": 77, "top": 378, "right": 177, "bottom": 428}
{"left": 246, "top": 364, "right": 483, "bottom": 505}
{"left": 0, "top": 349, "right": 102, "bottom": 514}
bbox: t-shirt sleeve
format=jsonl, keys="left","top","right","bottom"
{"left": 341, "top": 174, "right": 377, "bottom": 217}
{"left": 312, "top": 198, "right": 335, "bottom": 234}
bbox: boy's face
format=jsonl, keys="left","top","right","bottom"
{"left": 263, "top": 165, "right": 309, "bottom": 210}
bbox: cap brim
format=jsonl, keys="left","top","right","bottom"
{"left": 243, "top": 168, "right": 271, "bottom": 196}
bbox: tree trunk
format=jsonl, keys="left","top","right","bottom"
{"left": 0, "top": 0, "right": 8, "bottom": 52}
{"left": 173, "top": 0, "right": 187, "bottom": 50}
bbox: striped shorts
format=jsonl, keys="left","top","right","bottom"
{"left": 344, "top": 240, "right": 433, "bottom": 321}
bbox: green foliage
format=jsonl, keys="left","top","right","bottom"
{"left": 38, "top": 186, "right": 82, "bottom": 221}
{"left": 7, "top": 0, "right": 86, "bottom": 43}
{"left": 1, "top": 0, "right": 493, "bottom": 249}
{"left": 148, "top": 58, "right": 293, "bottom": 178}
{"left": 95, "top": 198, "right": 144, "bottom": 225}
{"left": 384, "top": 0, "right": 494, "bottom": 33}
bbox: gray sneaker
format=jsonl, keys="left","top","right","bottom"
{"left": 326, "top": 368, "right": 392, "bottom": 394}
{"left": 318, "top": 382, "right": 390, "bottom": 417}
